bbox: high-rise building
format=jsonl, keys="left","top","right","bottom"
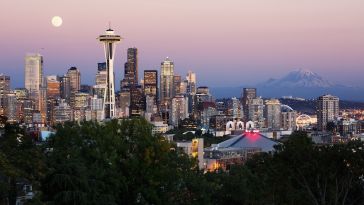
{"left": 160, "top": 57, "right": 174, "bottom": 110}
{"left": 281, "top": 106, "right": 297, "bottom": 131}
{"left": 186, "top": 71, "right": 197, "bottom": 114}
{"left": 96, "top": 62, "right": 107, "bottom": 86}
{"left": 173, "top": 75, "right": 182, "bottom": 97}
{"left": 231, "top": 97, "right": 243, "bottom": 120}
{"left": 53, "top": 99, "right": 73, "bottom": 124}
{"left": 317, "top": 94, "right": 339, "bottom": 131}
{"left": 242, "top": 88, "right": 256, "bottom": 120}
{"left": 97, "top": 27, "right": 122, "bottom": 119}
{"left": 4, "top": 92, "right": 17, "bottom": 123}
{"left": 144, "top": 70, "right": 158, "bottom": 106}
{"left": 59, "top": 75, "right": 71, "bottom": 102}
{"left": 248, "top": 97, "right": 264, "bottom": 128}
{"left": 170, "top": 95, "right": 188, "bottom": 127}
{"left": 46, "top": 75, "right": 60, "bottom": 100}
{"left": 130, "top": 85, "right": 145, "bottom": 117}
{"left": 118, "top": 91, "right": 130, "bottom": 117}
{"left": 67, "top": 67, "right": 81, "bottom": 95}
{"left": 264, "top": 99, "right": 281, "bottom": 130}
{"left": 0, "top": 74, "right": 10, "bottom": 113}
{"left": 123, "top": 48, "right": 138, "bottom": 88}
{"left": 25, "top": 53, "right": 43, "bottom": 93}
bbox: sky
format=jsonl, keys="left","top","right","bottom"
{"left": 1, "top": 0, "right": 364, "bottom": 89}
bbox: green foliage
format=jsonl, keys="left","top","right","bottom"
{"left": 0, "top": 124, "right": 45, "bottom": 205}
{"left": 42, "top": 118, "right": 210, "bottom": 205}
{"left": 2, "top": 121, "right": 364, "bottom": 204}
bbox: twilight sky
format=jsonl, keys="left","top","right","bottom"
{"left": 1, "top": 0, "right": 364, "bottom": 89}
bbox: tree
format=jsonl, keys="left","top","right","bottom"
{"left": 41, "top": 118, "right": 212, "bottom": 204}
{"left": 0, "top": 124, "right": 45, "bottom": 205}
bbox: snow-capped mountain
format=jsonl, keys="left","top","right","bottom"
{"left": 210, "top": 69, "right": 364, "bottom": 101}
{"left": 261, "top": 69, "right": 334, "bottom": 88}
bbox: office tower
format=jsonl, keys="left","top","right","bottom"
{"left": 173, "top": 75, "right": 182, "bottom": 97}
{"left": 4, "top": 92, "right": 17, "bottom": 123}
{"left": 281, "top": 106, "right": 297, "bottom": 131}
{"left": 265, "top": 99, "right": 281, "bottom": 130}
{"left": 0, "top": 74, "right": 10, "bottom": 113}
{"left": 130, "top": 85, "right": 145, "bottom": 116}
{"left": 118, "top": 91, "right": 130, "bottom": 117}
{"left": 53, "top": 99, "right": 73, "bottom": 124}
{"left": 186, "top": 71, "right": 196, "bottom": 114}
{"left": 231, "top": 97, "right": 243, "bottom": 119}
{"left": 97, "top": 27, "right": 122, "bottom": 119}
{"left": 67, "top": 67, "right": 81, "bottom": 107}
{"left": 86, "top": 95, "right": 104, "bottom": 121}
{"left": 74, "top": 93, "right": 89, "bottom": 109}
{"left": 144, "top": 70, "right": 158, "bottom": 104}
{"left": 96, "top": 62, "right": 107, "bottom": 86}
{"left": 317, "top": 94, "right": 339, "bottom": 131}
{"left": 242, "top": 88, "right": 257, "bottom": 120}
{"left": 25, "top": 53, "right": 43, "bottom": 93}
{"left": 123, "top": 48, "right": 138, "bottom": 88}
{"left": 67, "top": 67, "right": 81, "bottom": 93}
{"left": 160, "top": 57, "right": 174, "bottom": 110}
{"left": 186, "top": 71, "right": 196, "bottom": 94}
{"left": 59, "top": 75, "right": 71, "bottom": 102}
{"left": 248, "top": 97, "right": 264, "bottom": 128}
{"left": 170, "top": 95, "right": 189, "bottom": 127}
{"left": 46, "top": 76, "right": 60, "bottom": 99}
{"left": 201, "top": 102, "right": 217, "bottom": 127}
{"left": 196, "top": 86, "right": 212, "bottom": 104}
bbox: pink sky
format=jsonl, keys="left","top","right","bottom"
{"left": 1, "top": 0, "right": 364, "bottom": 88}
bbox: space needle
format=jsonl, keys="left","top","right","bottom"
{"left": 97, "top": 25, "right": 122, "bottom": 119}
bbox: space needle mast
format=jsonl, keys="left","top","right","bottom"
{"left": 97, "top": 24, "right": 122, "bottom": 119}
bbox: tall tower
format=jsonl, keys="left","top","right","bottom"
{"left": 97, "top": 26, "right": 122, "bottom": 119}
{"left": 160, "top": 57, "right": 174, "bottom": 109}
{"left": 317, "top": 94, "right": 339, "bottom": 131}
{"left": 124, "top": 48, "right": 138, "bottom": 87}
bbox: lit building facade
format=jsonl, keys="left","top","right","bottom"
{"left": 317, "top": 94, "right": 339, "bottom": 131}
{"left": 264, "top": 99, "right": 281, "bottom": 130}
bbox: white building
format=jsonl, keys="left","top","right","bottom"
{"left": 176, "top": 138, "right": 204, "bottom": 169}
{"left": 170, "top": 95, "right": 188, "bottom": 127}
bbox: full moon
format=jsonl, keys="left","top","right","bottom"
{"left": 51, "top": 16, "right": 63, "bottom": 27}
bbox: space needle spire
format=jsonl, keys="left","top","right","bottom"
{"left": 97, "top": 25, "right": 122, "bottom": 119}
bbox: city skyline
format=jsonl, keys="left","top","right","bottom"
{"left": 1, "top": 0, "right": 364, "bottom": 89}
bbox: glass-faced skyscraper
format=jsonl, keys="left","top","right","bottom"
{"left": 160, "top": 57, "right": 174, "bottom": 109}
{"left": 25, "top": 53, "right": 43, "bottom": 93}
{"left": 97, "top": 27, "right": 122, "bottom": 119}
{"left": 124, "top": 48, "right": 138, "bottom": 87}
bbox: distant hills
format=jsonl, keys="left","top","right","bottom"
{"left": 210, "top": 69, "right": 364, "bottom": 101}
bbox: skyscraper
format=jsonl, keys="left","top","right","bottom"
{"left": 264, "top": 99, "right": 281, "bottom": 130}
{"left": 59, "top": 75, "right": 71, "bottom": 102}
{"left": 0, "top": 74, "right": 10, "bottom": 113}
{"left": 46, "top": 76, "right": 60, "bottom": 100}
{"left": 96, "top": 62, "right": 107, "bottom": 86}
{"left": 130, "top": 85, "right": 145, "bottom": 117}
{"left": 97, "top": 26, "right": 122, "bottom": 119}
{"left": 170, "top": 95, "right": 189, "bottom": 127}
{"left": 160, "top": 57, "right": 174, "bottom": 110}
{"left": 144, "top": 70, "right": 158, "bottom": 104}
{"left": 67, "top": 67, "right": 81, "bottom": 95}
{"left": 242, "top": 88, "right": 257, "bottom": 120}
{"left": 317, "top": 94, "right": 339, "bottom": 131}
{"left": 248, "top": 97, "right": 265, "bottom": 128}
{"left": 25, "top": 53, "right": 43, "bottom": 93}
{"left": 186, "top": 71, "right": 197, "bottom": 114}
{"left": 123, "top": 48, "right": 138, "bottom": 88}
{"left": 173, "top": 75, "right": 182, "bottom": 97}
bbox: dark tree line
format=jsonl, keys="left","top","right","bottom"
{"left": 1, "top": 119, "right": 364, "bottom": 204}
